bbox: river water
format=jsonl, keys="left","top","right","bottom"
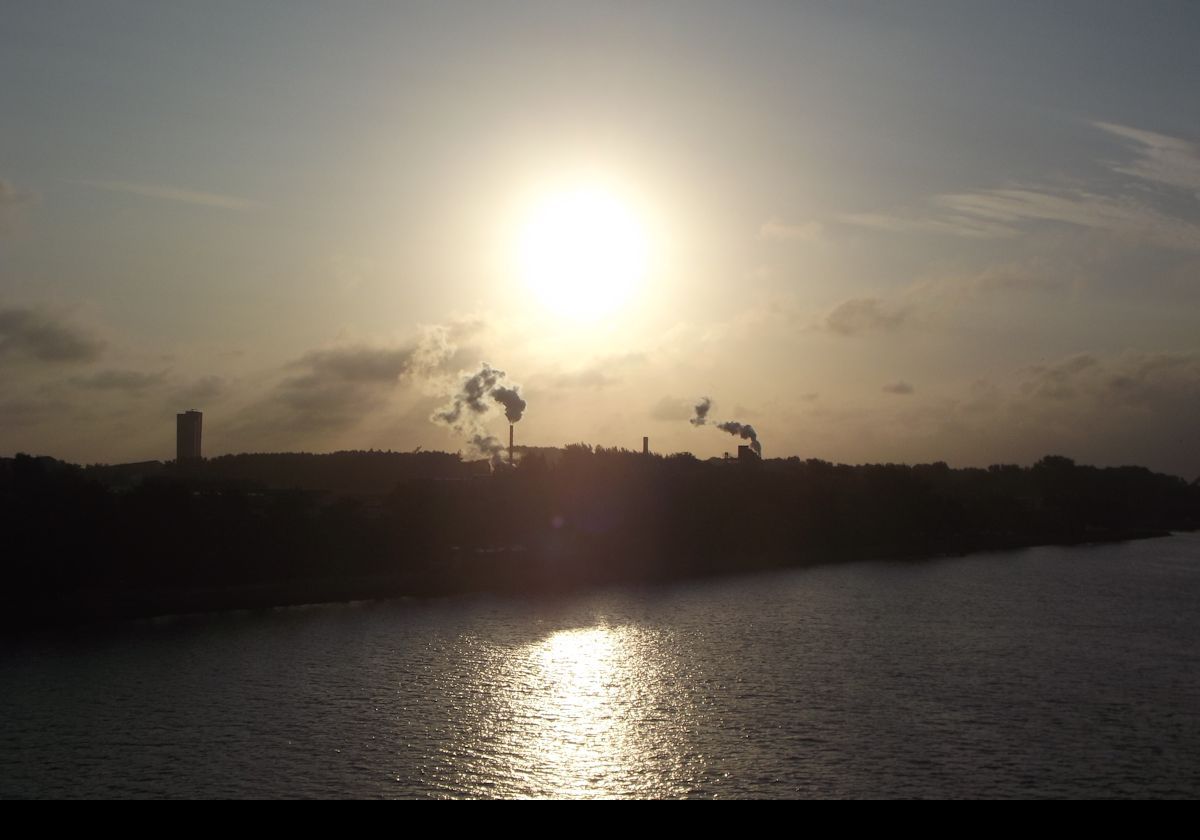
{"left": 2, "top": 534, "right": 1199, "bottom": 798}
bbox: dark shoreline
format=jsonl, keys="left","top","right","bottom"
{"left": 2, "top": 526, "right": 1178, "bottom": 632}
{"left": 5, "top": 450, "right": 1198, "bottom": 632}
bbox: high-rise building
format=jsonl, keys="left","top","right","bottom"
{"left": 177, "top": 410, "right": 203, "bottom": 461}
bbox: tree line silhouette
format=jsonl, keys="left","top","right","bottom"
{"left": 3, "top": 448, "right": 1198, "bottom": 625}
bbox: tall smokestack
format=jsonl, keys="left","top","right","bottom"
{"left": 643, "top": 436, "right": 649, "bottom": 455}
{"left": 509, "top": 423, "right": 514, "bottom": 465}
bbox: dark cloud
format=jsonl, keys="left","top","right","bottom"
{"left": 273, "top": 379, "right": 374, "bottom": 432}
{"left": 287, "top": 318, "right": 484, "bottom": 386}
{"left": 910, "top": 350, "right": 1200, "bottom": 477}
{"left": 73, "top": 369, "right": 168, "bottom": 392}
{"left": 825, "top": 297, "right": 908, "bottom": 336}
{"left": 1018, "top": 354, "right": 1098, "bottom": 401}
{"left": 0, "top": 397, "right": 65, "bottom": 428}
{"left": 0, "top": 307, "right": 104, "bottom": 362}
{"left": 1010, "top": 351, "right": 1200, "bottom": 475}
{"left": 882, "top": 381, "right": 915, "bottom": 395}
{"left": 1016, "top": 351, "right": 1200, "bottom": 412}
{"left": 289, "top": 346, "right": 423, "bottom": 383}
{"left": 173, "top": 375, "right": 226, "bottom": 405}
{"left": 231, "top": 321, "right": 477, "bottom": 443}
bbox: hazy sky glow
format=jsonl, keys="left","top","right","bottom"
{"left": 2, "top": 2, "right": 1198, "bottom": 476}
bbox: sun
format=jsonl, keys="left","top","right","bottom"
{"left": 516, "top": 185, "right": 650, "bottom": 321}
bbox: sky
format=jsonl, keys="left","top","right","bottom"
{"left": 2, "top": 1, "right": 1199, "bottom": 476}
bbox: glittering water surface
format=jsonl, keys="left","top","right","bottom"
{"left": 3, "top": 534, "right": 1200, "bottom": 798}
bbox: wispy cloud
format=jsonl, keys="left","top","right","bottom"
{"left": 835, "top": 122, "right": 1200, "bottom": 251}
{"left": 72, "top": 368, "right": 168, "bottom": 393}
{"left": 837, "top": 210, "right": 1016, "bottom": 240}
{"left": 0, "top": 179, "right": 32, "bottom": 209}
{"left": 1095, "top": 121, "right": 1200, "bottom": 193}
{"left": 758, "top": 218, "right": 825, "bottom": 242}
{"left": 80, "top": 179, "right": 259, "bottom": 210}
{"left": 825, "top": 297, "right": 909, "bottom": 336}
{"left": 0, "top": 178, "right": 34, "bottom": 231}
{"left": 936, "top": 188, "right": 1198, "bottom": 250}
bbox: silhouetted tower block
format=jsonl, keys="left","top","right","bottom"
{"left": 177, "top": 410, "right": 203, "bottom": 461}
{"left": 643, "top": 436, "right": 649, "bottom": 455}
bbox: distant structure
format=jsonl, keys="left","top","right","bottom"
{"left": 177, "top": 410, "right": 203, "bottom": 461}
{"left": 642, "top": 436, "right": 649, "bottom": 455}
{"left": 737, "top": 444, "right": 760, "bottom": 461}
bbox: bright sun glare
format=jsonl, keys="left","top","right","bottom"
{"left": 517, "top": 185, "right": 650, "bottom": 321}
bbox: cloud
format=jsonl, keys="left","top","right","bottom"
{"left": 539, "top": 352, "right": 645, "bottom": 392}
{"left": 288, "top": 346, "right": 425, "bottom": 384}
{"left": 73, "top": 369, "right": 168, "bottom": 392}
{"left": 837, "top": 210, "right": 1016, "bottom": 240}
{"left": 650, "top": 396, "right": 694, "bottom": 422}
{"left": 286, "top": 320, "right": 479, "bottom": 387}
{"left": 549, "top": 368, "right": 617, "bottom": 390}
{"left": 172, "top": 376, "right": 226, "bottom": 405}
{"left": 0, "top": 307, "right": 104, "bottom": 362}
{"left": 837, "top": 122, "right": 1200, "bottom": 251}
{"left": 1018, "top": 354, "right": 1099, "bottom": 401}
{"left": 0, "top": 397, "right": 66, "bottom": 428}
{"left": 936, "top": 188, "right": 1198, "bottom": 251}
{"left": 277, "top": 344, "right": 448, "bottom": 430}
{"left": 0, "top": 179, "right": 34, "bottom": 231}
{"left": 776, "top": 348, "right": 1200, "bottom": 477}
{"left": 825, "top": 297, "right": 908, "bottom": 335}
{"left": 882, "top": 381, "right": 915, "bottom": 395}
{"left": 0, "top": 179, "right": 32, "bottom": 209}
{"left": 1095, "top": 122, "right": 1200, "bottom": 194}
{"left": 231, "top": 320, "right": 482, "bottom": 442}
{"left": 80, "top": 179, "right": 258, "bottom": 210}
{"left": 1016, "top": 350, "right": 1200, "bottom": 411}
{"left": 759, "top": 218, "right": 824, "bottom": 242}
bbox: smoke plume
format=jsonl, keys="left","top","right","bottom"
{"left": 433, "top": 362, "right": 526, "bottom": 461}
{"left": 689, "top": 396, "right": 712, "bottom": 426}
{"left": 716, "top": 420, "right": 761, "bottom": 455}
{"left": 491, "top": 385, "right": 526, "bottom": 424}
{"left": 470, "top": 433, "right": 505, "bottom": 461}
{"left": 687, "top": 394, "right": 764, "bottom": 455}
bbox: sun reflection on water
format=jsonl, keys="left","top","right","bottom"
{"left": 458, "top": 624, "right": 697, "bottom": 799}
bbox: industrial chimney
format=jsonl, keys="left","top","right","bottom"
{"left": 509, "top": 423, "right": 514, "bottom": 465}
{"left": 642, "top": 436, "right": 649, "bottom": 455}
